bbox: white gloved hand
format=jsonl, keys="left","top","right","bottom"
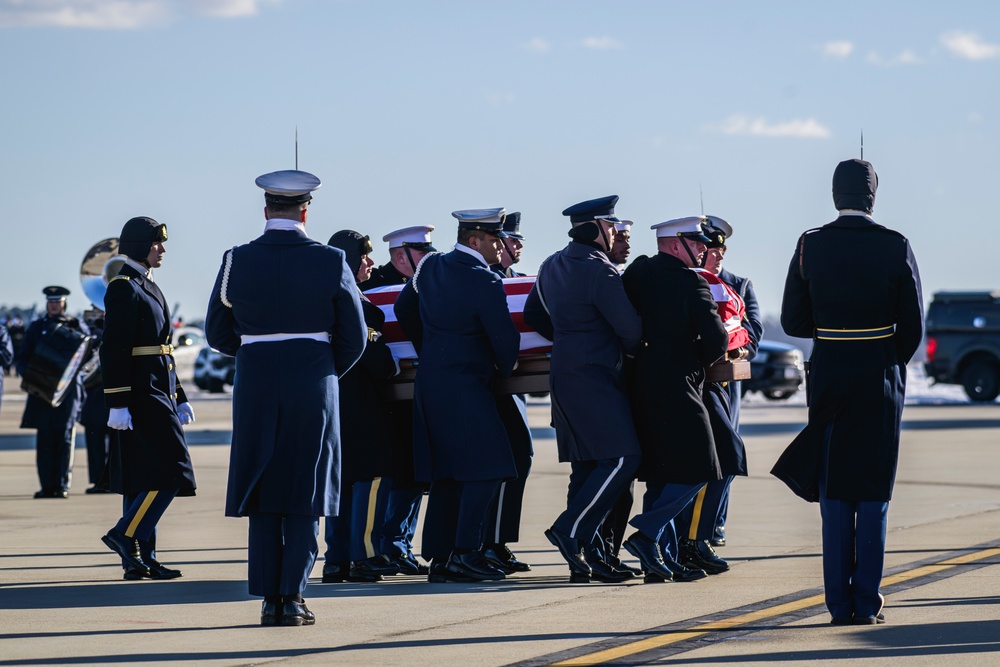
{"left": 108, "top": 407, "right": 133, "bottom": 431}
{"left": 177, "top": 402, "right": 196, "bottom": 426}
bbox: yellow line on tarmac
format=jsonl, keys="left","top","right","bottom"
{"left": 550, "top": 547, "right": 1000, "bottom": 667}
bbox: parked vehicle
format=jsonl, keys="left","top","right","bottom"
{"left": 171, "top": 326, "right": 205, "bottom": 384}
{"left": 193, "top": 346, "right": 236, "bottom": 393}
{"left": 742, "top": 340, "right": 805, "bottom": 400}
{"left": 924, "top": 291, "right": 1000, "bottom": 402}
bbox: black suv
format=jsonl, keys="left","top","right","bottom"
{"left": 193, "top": 347, "right": 236, "bottom": 393}
{"left": 924, "top": 291, "right": 1000, "bottom": 402}
{"left": 742, "top": 340, "right": 805, "bottom": 400}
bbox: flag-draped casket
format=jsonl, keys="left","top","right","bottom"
{"left": 364, "top": 276, "right": 551, "bottom": 400}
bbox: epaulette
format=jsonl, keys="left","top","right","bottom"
{"left": 109, "top": 275, "right": 131, "bottom": 283}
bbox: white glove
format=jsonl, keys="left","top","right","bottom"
{"left": 177, "top": 402, "right": 196, "bottom": 426}
{"left": 108, "top": 407, "right": 133, "bottom": 431}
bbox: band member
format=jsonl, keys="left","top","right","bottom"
{"left": 361, "top": 225, "right": 436, "bottom": 576}
{"left": 206, "top": 170, "right": 366, "bottom": 626}
{"left": 322, "top": 230, "right": 400, "bottom": 583}
{"left": 774, "top": 158, "right": 923, "bottom": 625}
{"left": 0, "top": 323, "right": 11, "bottom": 415}
{"left": 100, "top": 217, "right": 196, "bottom": 582}
{"left": 80, "top": 310, "right": 111, "bottom": 494}
{"left": 394, "top": 208, "right": 521, "bottom": 583}
{"left": 483, "top": 211, "right": 533, "bottom": 574}
{"left": 17, "top": 286, "right": 90, "bottom": 498}
{"left": 523, "top": 195, "right": 642, "bottom": 583}
{"left": 620, "top": 217, "right": 729, "bottom": 582}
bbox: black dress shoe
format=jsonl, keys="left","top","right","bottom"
{"left": 679, "top": 538, "right": 729, "bottom": 575}
{"left": 123, "top": 568, "right": 148, "bottom": 581}
{"left": 583, "top": 548, "right": 635, "bottom": 583}
{"left": 854, "top": 612, "right": 886, "bottom": 625}
{"left": 662, "top": 556, "right": 707, "bottom": 582}
{"left": 622, "top": 532, "right": 675, "bottom": 580}
{"left": 322, "top": 561, "right": 350, "bottom": 583}
{"left": 34, "top": 489, "right": 67, "bottom": 499}
{"left": 545, "top": 527, "right": 591, "bottom": 577}
{"left": 393, "top": 553, "right": 430, "bottom": 576}
{"left": 348, "top": 557, "right": 392, "bottom": 582}
{"left": 261, "top": 598, "right": 280, "bottom": 626}
{"left": 830, "top": 616, "right": 853, "bottom": 625}
{"left": 85, "top": 485, "right": 110, "bottom": 494}
{"left": 710, "top": 536, "right": 726, "bottom": 548}
{"left": 145, "top": 557, "right": 182, "bottom": 579}
{"left": 102, "top": 529, "right": 150, "bottom": 574}
{"left": 607, "top": 554, "right": 644, "bottom": 577}
{"left": 446, "top": 550, "right": 505, "bottom": 582}
{"left": 428, "top": 558, "right": 476, "bottom": 583}
{"left": 54, "top": 488, "right": 69, "bottom": 498}
{"left": 483, "top": 544, "right": 531, "bottom": 573}
{"left": 279, "top": 598, "right": 315, "bottom": 626}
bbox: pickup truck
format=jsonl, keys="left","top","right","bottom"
{"left": 924, "top": 291, "right": 1000, "bottom": 402}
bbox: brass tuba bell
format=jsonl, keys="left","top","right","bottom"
{"left": 78, "top": 238, "right": 126, "bottom": 388}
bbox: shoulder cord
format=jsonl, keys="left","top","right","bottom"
{"left": 220, "top": 246, "right": 236, "bottom": 308}
{"left": 410, "top": 251, "right": 441, "bottom": 294}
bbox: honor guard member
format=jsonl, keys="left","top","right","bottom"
{"left": 360, "top": 224, "right": 436, "bottom": 576}
{"left": 0, "top": 323, "right": 12, "bottom": 415}
{"left": 491, "top": 211, "right": 525, "bottom": 278}
{"left": 79, "top": 311, "right": 112, "bottom": 494}
{"left": 321, "top": 230, "right": 400, "bottom": 583}
{"left": 394, "top": 208, "right": 521, "bottom": 583}
{"left": 606, "top": 219, "right": 633, "bottom": 267}
{"left": 702, "top": 216, "right": 764, "bottom": 547}
{"left": 482, "top": 211, "right": 533, "bottom": 574}
{"left": 99, "top": 217, "right": 196, "bottom": 581}
{"left": 672, "top": 217, "right": 753, "bottom": 576}
{"left": 17, "top": 286, "right": 90, "bottom": 498}
{"left": 773, "top": 159, "right": 923, "bottom": 625}
{"left": 523, "top": 195, "right": 642, "bottom": 583}
{"left": 206, "top": 170, "right": 366, "bottom": 626}
{"left": 619, "top": 217, "right": 729, "bottom": 583}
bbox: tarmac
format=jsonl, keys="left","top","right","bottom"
{"left": 1, "top": 377, "right": 999, "bottom": 666}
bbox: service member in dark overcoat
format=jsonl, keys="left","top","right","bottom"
{"left": 523, "top": 195, "right": 642, "bottom": 583}
{"left": 206, "top": 170, "right": 366, "bottom": 626}
{"left": 1, "top": 322, "right": 14, "bottom": 416}
{"left": 773, "top": 158, "right": 923, "bottom": 625}
{"left": 79, "top": 311, "right": 111, "bottom": 494}
{"left": 709, "top": 218, "right": 764, "bottom": 547}
{"left": 482, "top": 211, "right": 533, "bottom": 574}
{"left": 619, "top": 217, "right": 729, "bottom": 582}
{"left": 17, "top": 286, "right": 90, "bottom": 498}
{"left": 673, "top": 218, "right": 753, "bottom": 577}
{"left": 321, "top": 230, "right": 400, "bottom": 584}
{"left": 394, "top": 208, "right": 521, "bottom": 583}
{"left": 99, "top": 217, "right": 196, "bottom": 582}
{"left": 360, "top": 225, "right": 436, "bottom": 576}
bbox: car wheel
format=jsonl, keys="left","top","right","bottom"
{"left": 207, "top": 377, "right": 225, "bottom": 393}
{"left": 194, "top": 377, "right": 207, "bottom": 391}
{"left": 764, "top": 390, "right": 793, "bottom": 401}
{"left": 960, "top": 361, "right": 1000, "bottom": 402}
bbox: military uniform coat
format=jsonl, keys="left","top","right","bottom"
{"left": 18, "top": 315, "right": 89, "bottom": 432}
{"left": 393, "top": 249, "right": 520, "bottom": 483}
{"left": 339, "top": 296, "right": 397, "bottom": 485}
{"left": 523, "top": 241, "right": 643, "bottom": 463}
{"left": 774, "top": 214, "right": 923, "bottom": 502}
{"left": 0, "top": 324, "right": 12, "bottom": 413}
{"left": 100, "top": 263, "right": 196, "bottom": 495}
{"left": 621, "top": 252, "right": 729, "bottom": 484}
{"left": 206, "top": 227, "right": 366, "bottom": 518}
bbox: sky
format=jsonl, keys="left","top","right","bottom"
{"left": 1, "top": 0, "right": 998, "bottom": 325}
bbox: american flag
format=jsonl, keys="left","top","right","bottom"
{"left": 364, "top": 276, "right": 552, "bottom": 363}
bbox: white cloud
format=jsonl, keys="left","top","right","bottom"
{"left": 523, "top": 37, "right": 550, "bottom": 54}
{"left": 0, "top": 0, "right": 277, "bottom": 29}
{"left": 581, "top": 36, "right": 622, "bottom": 50}
{"left": 941, "top": 31, "right": 1000, "bottom": 60}
{"left": 822, "top": 40, "right": 853, "bottom": 58}
{"left": 866, "top": 49, "right": 923, "bottom": 66}
{"left": 712, "top": 115, "right": 831, "bottom": 139}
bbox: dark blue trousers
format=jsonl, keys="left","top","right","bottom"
{"left": 675, "top": 476, "right": 733, "bottom": 541}
{"left": 483, "top": 394, "right": 532, "bottom": 545}
{"left": 383, "top": 482, "right": 424, "bottom": 558}
{"left": 819, "top": 473, "right": 888, "bottom": 619}
{"left": 324, "top": 476, "right": 394, "bottom": 563}
{"left": 553, "top": 456, "right": 640, "bottom": 543}
{"left": 420, "top": 478, "right": 500, "bottom": 561}
{"left": 630, "top": 481, "right": 704, "bottom": 544}
{"left": 114, "top": 489, "right": 177, "bottom": 569}
{"left": 35, "top": 424, "right": 75, "bottom": 492}
{"left": 247, "top": 512, "right": 320, "bottom": 598}
{"left": 597, "top": 479, "right": 635, "bottom": 558}
{"left": 84, "top": 424, "right": 110, "bottom": 485}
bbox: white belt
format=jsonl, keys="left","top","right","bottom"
{"left": 240, "top": 332, "right": 330, "bottom": 345}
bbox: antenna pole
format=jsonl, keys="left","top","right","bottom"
{"left": 861, "top": 129, "right": 864, "bottom": 160}
{"left": 295, "top": 126, "right": 299, "bottom": 170}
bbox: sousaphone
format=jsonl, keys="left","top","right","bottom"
{"left": 77, "top": 238, "right": 128, "bottom": 390}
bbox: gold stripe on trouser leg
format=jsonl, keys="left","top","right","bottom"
{"left": 688, "top": 486, "right": 708, "bottom": 541}
{"left": 363, "top": 478, "right": 383, "bottom": 558}
{"left": 125, "top": 490, "right": 159, "bottom": 538}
